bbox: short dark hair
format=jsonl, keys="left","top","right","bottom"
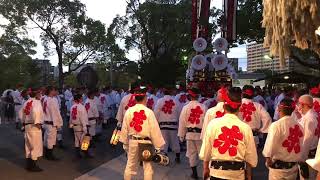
{"left": 87, "top": 89, "right": 96, "bottom": 98}
{"left": 279, "top": 98, "right": 295, "bottom": 116}
{"left": 242, "top": 85, "right": 254, "bottom": 99}
{"left": 188, "top": 88, "right": 200, "bottom": 99}
{"left": 29, "top": 88, "right": 39, "bottom": 98}
{"left": 224, "top": 87, "right": 242, "bottom": 113}
{"left": 135, "top": 87, "right": 147, "bottom": 102}
{"left": 45, "top": 86, "right": 56, "bottom": 95}
{"left": 74, "top": 94, "right": 82, "bottom": 102}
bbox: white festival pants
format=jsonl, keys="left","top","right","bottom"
{"left": 44, "top": 124, "right": 57, "bottom": 149}
{"left": 161, "top": 129, "right": 180, "bottom": 153}
{"left": 25, "top": 125, "right": 43, "bottom": 160}
{"left": 186, "top": 140, "right": 202, "bottom": 167}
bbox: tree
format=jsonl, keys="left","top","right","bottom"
{"left": 0, "top": 0, "right": 108, "bottom": 89}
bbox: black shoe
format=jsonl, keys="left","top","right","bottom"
{"left": 175, "top": 153, "right": 181, "bottom": 164}
{"left": 26, "top": 159, "right": 43, "bottom": 172}
{"left": 15, "top": 122, "right": 19, "bottom": 129}
{"left": 75, "top": 148, "right": 82, "bottom": 158}
{"left": 191, "top": 166, "right": 198, "bottom": 179}
{"left": 58, "top": 141, "right": 66, "bottom": 149}
{"left": 45, "top": 149, "right": 59, "bottom": 161}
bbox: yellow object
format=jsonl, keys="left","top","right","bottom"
{"left": 81, "top": 135, "right": 90, "bottom": 151}
{"left": 110, "top": 128, "right": 121, "bottom": 145}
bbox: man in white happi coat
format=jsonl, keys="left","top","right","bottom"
{"left": 120, "top": 88, "right": 165, "bottom": 180}
{"left": 98, "top": 91, "right": 110, "bottom": 126}
{"left": 201, "top": 87, "right": 226, "bottom": 139}
{"left": 69, "top": 94, "right": 89, "bottom": 158}
{"left": 178, "top": 88, "right": 207, "bottom": 179}
{"left": 19, "top": 88, "right": 44, "bottom": 172}
{"left": 175, "top": 90, "right": 189, "bottom": 114}
{"left": 310, "top": 86, "right": 320, "bottom": 117}
{"left": 116, "top": 89, "right": 136, "bottom": 125}
{"left": 146, "top": 89, "right": 158, "bottom": 110}
{"left": 297, "top": 95, "right": 319, "bottom": 179}
{"left": 43, "top": 86, "right": 63, "bottom": 160}
{"left": 154, "top": 89, "right": 181, "bottom": 163}
{"left": 200, "top": 87, "right": 257, "bottom": 180}
{"left": 84, "top": 90, "right": 100, "bottom": 143}
{"left": 238, "top": 85, "right": 272, "bottom": 145}
{"left": 263, "top": 98, "right": 304, "bottom": 180}
{"left": 12, "top": 84, "right": 24, "bottom": 128}
{"left": 306, "top": 140, "right": 320, "bottom": 179}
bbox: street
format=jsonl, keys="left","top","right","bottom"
{"left": 0, "top": 121, "right": 269, "bottom": 180}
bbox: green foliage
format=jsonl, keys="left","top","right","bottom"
{"left": 237, "top": 0, "right": 264, "bottom": 44}
{"left": 0, "top": 0, "right": 108, "bottom": 88}
{"left": 111, "top": 0, "right": 221, "bottom": 87}
{"left": 0, "top": 55, "right": 41, "bottom": 91}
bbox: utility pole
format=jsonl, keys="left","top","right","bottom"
{"left": 109, "top": 57, "right": 113, "bottom": 88}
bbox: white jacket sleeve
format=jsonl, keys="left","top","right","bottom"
{"left": 244, "top": 126, "right": 258, "bottom": 167}
{"left": 119, "top": 111, "right": 129, "bottom": 145}
{"left": 258, "top": 104, "right": 272, "bottom": 133}
{"left": 149, "top": 112, "right": 165, "bottom": 149}
{"left": 178, "top": 106, "right": 187, "bottom": 138}
{"left": 116, "top": 100, "right": 125, "bottom": 122}
{"left": 199, "top": 123, "right": 213, "bottom": 161}
{"left": 262, "top": 123, "right": 277, "bottom": 158}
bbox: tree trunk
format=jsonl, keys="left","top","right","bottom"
{"left": 57, "top": 41, "right": 65, "bottom": 90}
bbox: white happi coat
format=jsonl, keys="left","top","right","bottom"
{"left": 238, "top": 98, "right": 272, "bottom": 134}
{"left": 300, "top": 109, "right": 319, "bottom": 160}
{"left": 178, "top": 100, "right": 207, "bottom": 167}
{"left": 120, "top": 104, "right": 165, "bottom": 179}
{"left": 201, "top": 102, "right": 225, "bottom": 139}
{"left": 116, "top": 93, "right": 135, "bottom": 123}
{"left": 175, "top": 92, "right": 189, "bottom": 114}
{"left": 199, "top": 114, "right": 258, "bottom": 180}
{"left": 85, "top": 98, "right": 99, "bottom": 137}
{"left": 146, "top": 94, "right": 158, "bottom": 110}
{"left": 99, "top": 93, "right": 110, "bottom": 120}
{"left": 12, "top": 90, "right": 24, "bottom": 122}
{"left": 154, "top": 95, "right": 180, "bottom": 153}
{"left": 69, "top": 103, "right": 89, "bottom": 147}
{"left": 306, "top": 141, "right": 320, "bottom": 172}
{"left": 263, "top": 116, "right": 304, "bottom": 180}
{"left": 19, "top": 98, "right": 44, "bottom": 160}
{"left": 253, "top": 95, "right": 268, "bottom": 110}
{"left": 43, "top": 96, "right": 63, "bottom": 149}
{"left": 273, "top": 93, "right": 285, "bottom": 120}
{"left": 314, "top": 98, "right": 320, "bottom": 116}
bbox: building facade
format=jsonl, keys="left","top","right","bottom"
{"left": 33, "top": 59, "right": 54, "bottom": 85}
{"left": 247, "top": 43, "right": 293, "bottom": 73}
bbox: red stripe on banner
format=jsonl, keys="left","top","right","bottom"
{"left": 226, "top": 0, "right": 237, "bottom": 42}
{"left": 192, "top": 0, "right": 198, "bottom": 41}
{"left": 199, "top": 0, "right": 211, "bottom": 39}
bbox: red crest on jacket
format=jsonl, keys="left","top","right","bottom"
{"left": 85, "top": 103, "right": 90, "bottom": 112}
{"left": 188, "top": 106, "right": 204, "bottom": 124}
{"left": 179, "top": 94, "right": 187, "bottom": 103}
{"left": 130, "top": 110, "right": 147, "bottom": 132}
{"left": 213, "top": 125, "right": 244, "bottom": 156}
{"left": 282, "top": 125, "right": 303, "bottom": 153}
{"left": 147, "top": 98, "right": 154, "bottom": 109}
{"left": 71, "top": 106, "right": 77, "bottom": 120}
{"left": 24, "top": 101, "right": 33, "bottom": 116}
{"left": 162, "top": 100, "right": 175, "bottom": 114}
{"left": 240, "top": 102, "right": 256, "bottom": 122}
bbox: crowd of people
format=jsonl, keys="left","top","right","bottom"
{"left": 1, "top": 83, "right": 320, "bottom": 180}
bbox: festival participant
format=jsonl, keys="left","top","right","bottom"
{"left": 200, "top": 87, "right": 257, "bottom": 180}
{"left": 201, "top": 87, "right": 226, "bottom": 139}
{"left": 12, "top": 84, "right": 24, "bottom": 128}
{"left": 43, "top": 86, "right": 63, "bottom": 161}
{"left": 69, "top": 94, "right": 89, "bottom": 158}
{"left": 238, "top": 85, "right": 272, "bottom": 145}
{"left": 263, "top": 98, "right": 304, "bottom": 180}
{"left": 298, "top": 95, "right": 319, "bottom": 179}
{"left": 253, "top": 87, "right": 268, "bottom": 110}
{"left": 146, "top": 89, "right": 158, "bottom": 110}
{"left": 178, "top": 88, "right": 207, "bottom": 179}
{"left": 175, "top": 89, "right": 189, "bottom": 114}
{"left": 19, "top": 88, "right": 44, "bottom": 172}
{"left": 154, "top": 88, "right": 180, "bottom": 163}
{"left": 84, "top": 90, "right": 99, "bottom": 144}
{"left": 120, "top": 87, "right": 165, "bottom": 180}
{"left": 98, "top": 89, "right": 109, "bottom": 126}
{"left": 310, "top": 86, "right": 320, "bottom": 117}
{"left": 116, "top": 89, "right": 135, "bottom": 125}
{"left": 273, "top": 87, "right": 294, "bottom": 121}
{"left": 306, "top": 141, "right": 320, "bottom": 179}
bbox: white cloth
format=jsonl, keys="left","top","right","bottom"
{"left": 300, "top": 109, "right": 319, "bottom": 160}
{"left": 178, "top": 101, "right": 207, "bottom": 140}
{"left": 263, "top": 116, "right": 304, "bottom": 180}
{"left": 44, "top": 124, "right": 57, "bottom": 149}
{"left": 199, "top": 114, "right": 258, "bottom": 180}
{"left": 273, "top": 93, "right": 285, "bottom": 120}
{"left": 201, "top": 102, "right": 224, "bottom": 139}
{"left": 64, "top": 89, "right": 73, "bottom": 101}
{"left": 175, "top": 93, "right": 189, "bottom": 114}
{"left": 306, "top": 140, "right": 320, "bottom": 172}
{"left": 12, "top": 90, "right": 23, "bottom": 122}
{"left": 116, "top": 93, "right": 134, "bottom": 123}
{"left": 43, "top": 97, "right": 63, "bottom": 128}
{"left": 146, "top": 95, "right": 158, "bottom": 110}
{"left": 238, "top": 98, "right": 272, "bottom": 134}
{"left": 70, "top": 103, "right": 89, "bottom": 147}
{"left": 120, "top": 104, "right": 165, "bottom": 178}
{"left": 19, "top": 98, "right": 44, "bottom": 160}
{"left": 187, "top": 140, "right": 202, "bottom": 167}
{"left": 85, "top": 98, "right": 99, "bottom": 137}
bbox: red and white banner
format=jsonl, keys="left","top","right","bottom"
{"left": 224, "top": 0, "right": 237, "bottom": 42}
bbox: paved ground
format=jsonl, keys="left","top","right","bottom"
{"left": 76, "top": 151, "right": 268, "bottom": 180}
{"left": 0, "top": 121, "right": 268, "bottom": 180}
{"left": 0, "top": 121, "right": 123, "bottom": 180}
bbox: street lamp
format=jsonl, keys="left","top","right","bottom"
{"left": 264, "top": 55, "right": 274, "bottom": 76}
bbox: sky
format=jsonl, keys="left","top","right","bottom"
{"left": 1, "top": 0, "right": 247, "bottom": 70}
